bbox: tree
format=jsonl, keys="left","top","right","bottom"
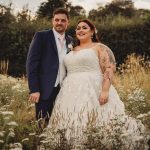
{"left": 88, "top": 0, "right": 136, "bottom": 19}
{"left": 37, "top": 0, "right": 70, "bottom": 19}
{"left": 69, "top": 5, "right": 86, "bottom": 18}
{"left": 17, "top": 5, "right": 31, "bottom": 22}
{"left": 105, "top": 0, "right": 135, "bottom": 17}
{"left": 36, "top": 0, "right": 86, "bottom": 19}
{"left": 0, "top": 4, "right": 15, "bottom": 59}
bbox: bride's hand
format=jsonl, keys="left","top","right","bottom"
{"left": 99, "top": 91, "right": 109, "bottom": 105}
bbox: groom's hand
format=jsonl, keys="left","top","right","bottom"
{"left": 29, "top": 92, "right": 40, "bottom": 103}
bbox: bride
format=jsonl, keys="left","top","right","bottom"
{"left": 45, "top": 19, "right": 147, "bottom": 148}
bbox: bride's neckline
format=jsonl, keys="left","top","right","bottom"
{"left": 71, "top": 48, "right": 98, "bottom": 59}
{"left": 71, "top": 43, "right": 101, "bottom": 54}
{"left": 72, "top": 47, "right": 93, "bottom": 54}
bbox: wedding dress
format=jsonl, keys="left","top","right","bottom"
{"left": 49, "top": 47, "right": 125, "bottom": 125}
{"left": 46, "top": 46, "right": 147, "bottom": 149}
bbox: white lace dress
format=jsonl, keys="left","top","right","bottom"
{"left": 50, "top": 48, "right": 125, "bottom": 124}
{"left": 47, "top": 48, "right": 147, "bottom": 148}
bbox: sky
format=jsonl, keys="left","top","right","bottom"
{"left": 1, "top": 0, "right": 150, "bottom": 15}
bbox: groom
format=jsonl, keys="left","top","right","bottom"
{"left": 26, "top": 8, "right": 73, "bottom": 127}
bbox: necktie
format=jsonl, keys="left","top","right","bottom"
{"left": 58, "top": 37, "right": 64, "bottom": 50}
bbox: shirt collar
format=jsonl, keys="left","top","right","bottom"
{"left": 53, "top": 28, "right": 65, "bottom": 40}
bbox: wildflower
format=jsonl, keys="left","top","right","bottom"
{"left": 28, "top": 104, "right": 34, "bottom": 108}
{"left": 1, "top": 111, "right": 14, "bottom": 115}
{"left": 22, "top": 138, "right": 29, "bottom": 142}
{"left": 7, "top": 121, "right": 18, "bottom": 126}
{"left": 40, "top": 140, "right": 49, "bottom": 144}
{"left": 0, "top": 140, "right": 4, "bottom": 143}
{"left": 0, "top": 131, "right": 5, "bottom": 137}
{"left": 137, "top": 113, "right": 149, "bottom": 119}
{"left": 9, "top": 142, "right": 22, "bottom": 149}
{"left": 29, "top": 132, "right": 36, "bottom": 136}
{"left": 4, "top": 116, "right": 10, "bottom": 120}
{"left": 121, "top": 132, "right": 130, "bottom": 137}
{"left": 148, "top": 111, "right": 150, "bottom": 115}
{"left": 133, "top": 135, "right": 144, "bottom": 142}
{"left": 8, "top": 131, "right": 15, "bottom": 137}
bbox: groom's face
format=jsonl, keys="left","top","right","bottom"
{"left": 52, "top": 14, "right": 69, "bottom": 35}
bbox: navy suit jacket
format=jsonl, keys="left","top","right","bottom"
{"left": 26, "top": 29, "right": 73, "bottom": 100}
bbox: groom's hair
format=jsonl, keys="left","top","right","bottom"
{"left": 53, "top": 8, "right": 69, "bottom": 19}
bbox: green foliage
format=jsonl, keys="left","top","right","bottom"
{"left": 36, "top": 0, "right": 86, "bottom": 20}
{"left": 97, "top": 16, "right": 150, "bottom": 65}
{"left": 69, "top": 5, "right": 86, "bottom": 18}
{"left": 89, "top": 0, "right": 135, "bottom": 20}
{"left": 37, "top": 0, "right": 70, "bottom": 19}
{"left": 0, "top": 3, "right": 150, "bottom": 76}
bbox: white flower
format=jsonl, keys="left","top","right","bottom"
{"left": 1, "top": 111, "right": 14, "bottom": 116}
{"left": 0, "top": 140, "right": 4, "bottom": 143}
{"left": 68, "top": 43, "right": 73, "bottom": 51}
{"left": 29, "top": 132, "right": 36, "bottom": 136}
{"left": 121, "top": 132, "right": 130, "bottom": 137}
{"left": 22, "top": 138, "right": 29, "bottom": 142}
{"left": 4, "top": 116, "right": 10, "bottom": 120}
{"left": 133, "top": 135, "right": 144, "bottom": 142}
{"left": 9, "top": 143, "right": 23, "bottom": 149}
{"left": 7, "top": 121, "right": 18, "bottom": 126}
{"left": 94, "top": 27, "right": 98, "bottom": 34}
{"left": 0, "top": 132, "right": 4, "bottom": 137}
{"left": 8, "top": 131, "right": 15, "bottom": 137}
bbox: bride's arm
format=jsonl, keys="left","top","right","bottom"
{"left": 97, "top": 44, "right": 116, "bottom": 105}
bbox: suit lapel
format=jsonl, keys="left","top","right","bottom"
{"left": 48, "top": 30, "right": 73, "bottom": 54}
{"left": 48, "top": 30, "right": 58, "bottom": 55}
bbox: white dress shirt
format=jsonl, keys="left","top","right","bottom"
{"left": 53, "top": 28, "right": 67, "bottom": 87}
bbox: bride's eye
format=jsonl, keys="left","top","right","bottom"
{"left": 76, "top": 26, "right": 88, "bottom": 31}
{"left": 76, "top": 27, "right": 81, "bottom": 31}
{"left": 82, "top": 26, "right": 88, "bottom": 29}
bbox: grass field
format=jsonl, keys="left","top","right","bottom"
{"left": 0, "top": 54, "right": 149, "bottom": 149}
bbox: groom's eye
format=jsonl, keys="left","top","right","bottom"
{"left": 55, "top": 18, "right": 59, "bottom": 22}
{"left": 54, "top": 18, "right": 66, "bottom": 23}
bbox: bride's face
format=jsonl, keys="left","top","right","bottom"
{"left": 76, "top": 22, "right": 93, "bottom": 41}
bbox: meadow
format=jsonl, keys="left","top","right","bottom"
{"left": 0, "top": 54, "right": 150, "bottom": 149}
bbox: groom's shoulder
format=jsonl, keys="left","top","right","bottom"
{"left": 36, "top": 29, "right": 52, "bottom": 35}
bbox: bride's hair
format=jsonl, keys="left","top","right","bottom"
{"left": 75, "top": 19, "right": 99, "bottom": 46}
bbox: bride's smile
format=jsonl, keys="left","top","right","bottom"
{"left": 76, "top": 22, "right": 94, "bottom": 42}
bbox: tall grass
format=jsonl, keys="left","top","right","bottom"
{"left": 0, "top": 54, "right": 150, "bottom": 149}
{"left": 0, "top": 60, "right": 9, "bottom": 75}
{"left": 114, "top": 54, "right": 150, "bottom": 132}
{"left": 115, "top": 54, "right": 150, "bottom": 116}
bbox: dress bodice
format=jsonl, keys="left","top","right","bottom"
{"left": 64, "top": 48, "right": 103, "bottom": 75}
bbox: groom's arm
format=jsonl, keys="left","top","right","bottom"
{"left": 26, "top": 32, "right": 42, "bottom": 95}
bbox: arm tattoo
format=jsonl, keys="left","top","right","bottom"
{"left": 105, "top": 47, "right": 116, "bottom": 66}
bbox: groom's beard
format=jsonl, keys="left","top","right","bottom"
{"left": 55, "top": 25, "right": 66, "bottom": 34}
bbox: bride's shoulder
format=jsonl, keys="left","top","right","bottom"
{"left": 93, "top": 43, "right": 110, "bottom": 52}
{"left": 96, "top": 43, "right": 111, "bottom": 50}
{"left": 72, "top": 46, "right": 79, "bottom": 51}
